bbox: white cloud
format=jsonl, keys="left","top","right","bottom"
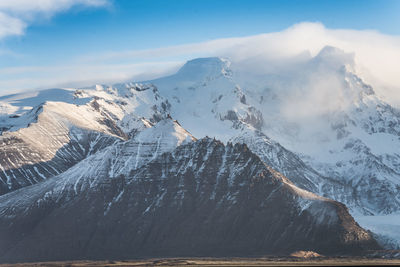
{"left": 0, "top": 61, "right": 182, "bottom": 95}
{"left": 0, "top": 0, "right": 108, "bottom": 12}
{"left": 0, "top": 0, "right": 109, "bottom": 39}
{"left": 0, "top": 11, "right": 25, "bottom": 38}
{"left": 2, "top": 22, "right": 400, "bottom": 109}
{"left": 76, "top": 22, "right": 400, "bottom": 106}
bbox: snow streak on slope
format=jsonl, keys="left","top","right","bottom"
{"left": 57, "top": 119, "right": 196, "bottom": 195}
{"left": 0, "top": 119, "right": 195, "bottom": 214}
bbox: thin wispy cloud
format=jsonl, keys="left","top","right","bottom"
{"left": 0, "top": 61, "right": 183, "bottom": 94}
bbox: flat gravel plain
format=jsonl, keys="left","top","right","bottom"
{"left": 1, "top": 257, "right": 400, "bottom": 267}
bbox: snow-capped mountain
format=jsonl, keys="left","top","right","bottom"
{"left": 0, "top": 84, "right": 172, "bottom": 194}
{"left": 146, "top": 52, "right": 400, "bottom": 246}
{"left": 232, "top": 47, "right": 400, "bottom": 217}
{"left": 44, "top": 119, "right": 196, "bottom": 194}
{"left": 144, "top": 51, "right": 400, "bottom": 217}
{"left": 0, "top": 99, "right": 122, "bottom": 195}
{"left": 0, "top": 131, "right": 379, "bottom": 262}
{"left": 0, "top": 46, "right": 399, "bottom": 250}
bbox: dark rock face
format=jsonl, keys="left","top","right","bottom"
{"left": 0, "top": 138, "right": 379, "bottom": 263}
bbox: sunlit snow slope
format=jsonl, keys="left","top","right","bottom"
{"left": 0, "top": 84, "right": 172, "bottom": 194}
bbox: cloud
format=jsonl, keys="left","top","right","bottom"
{"left": 0, "top": 0, "right": 109, "bottom": 12}
{"left": 0, "top": 61, "right": 182, "bottom": 94}
{"left": 2, "top": 21, "right": 400, "bottom": 110}
{"left": 76, "top": 22, "right": 400, "bottom": 106}
{"left": 0, "top": 11, "right": 25, "bottom": 38}
{"left": 0, "top": 0, "right": 109, "bottom": 40}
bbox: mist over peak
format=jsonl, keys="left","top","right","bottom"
{"left": 312, "top": 46, "right": 355, "bottom": 70}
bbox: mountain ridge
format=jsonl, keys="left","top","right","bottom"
{"left": 0, "top": 48, "right": 399, "bottom": 247}
{"left": 0, "top": 136, "right": 380, "bottom": 262}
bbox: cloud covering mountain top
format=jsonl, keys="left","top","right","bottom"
{"left": 1, "top": 22, "right": 400, "bottom": 108}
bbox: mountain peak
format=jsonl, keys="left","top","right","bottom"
{"left": 176, "top": 57, "right": 232, "bottom": 80}
{"left": 136, "top": 118, "right": 196, "bottom": 144}
{"left": 312, "top": 45, "right": 355, "bottom": 69}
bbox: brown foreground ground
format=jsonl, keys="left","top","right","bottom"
{"left": 1, "top": 257, "right": 400, "bottom": 267}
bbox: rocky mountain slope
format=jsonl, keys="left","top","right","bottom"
{"left": 0, "top": 124, "right": 379, "bottom": 262}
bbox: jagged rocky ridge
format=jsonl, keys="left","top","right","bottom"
{"left": 0, "top": 127, "right": 379, "bottom": 262}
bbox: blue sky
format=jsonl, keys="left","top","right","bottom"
{"left": 0, "top": 0, "right": 399, "bottom": 94}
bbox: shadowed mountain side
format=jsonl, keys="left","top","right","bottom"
{"left": 0, "top": 138, "right": 379, "bottom": 263}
